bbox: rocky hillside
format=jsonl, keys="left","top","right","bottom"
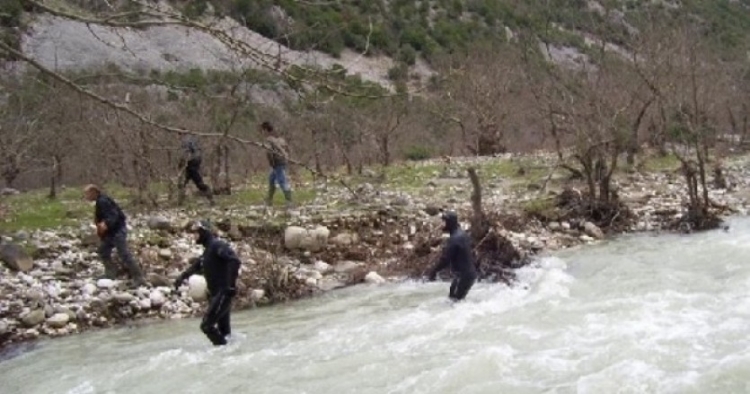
{"left": 4, "top": 0, "right": 750, "bottom": 89}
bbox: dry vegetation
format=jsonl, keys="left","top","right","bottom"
{"left": 1, "top": 1, "right": 750, "bottom": 232}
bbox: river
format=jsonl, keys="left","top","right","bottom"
{"left": 2, "top": 217, "right": 750, "bottom": 394}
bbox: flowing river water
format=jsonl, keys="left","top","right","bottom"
{"left": 3, "top": 217, "right": 750, "bottom": 393}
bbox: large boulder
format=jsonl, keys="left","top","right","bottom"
{"left": 187, "top": 275, "right": 208, "bottom": 301}
{"left": 0, "top": 242, "right": 34, "bottom": 272}
{"left": 284, "top": 225, "right": 330, "bottom": 252}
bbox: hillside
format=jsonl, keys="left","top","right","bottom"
{"left": 4, "top": 0, "right": 750, "bottom": 87}
{"left": 1, "top": 0, "right": 750, "bottom": 194}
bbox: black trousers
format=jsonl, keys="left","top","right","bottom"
{"left": 183, "top": 159, "right": 210, "bottom": 193}
{"left": 200, "top": 291, "right": 233, "bottom": 346}
{"left": 449, "top": 274, "right": 476, "bottom": 301}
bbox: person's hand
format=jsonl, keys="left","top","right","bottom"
{"left": 173, "top": 276, "right": 185, "bottom": 291}
{"left": 96, "top": 222, "right": 107, "bottom": 237}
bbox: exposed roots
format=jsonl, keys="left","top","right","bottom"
{"left": 668, "top": 205, "right": 724, "bottom": 233}
{"left": 554, "top": 188, "right": 635, "bottom": 231}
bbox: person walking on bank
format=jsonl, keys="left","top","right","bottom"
{"left": 173, "top": 220, "right": 241, "bottom": 346}
{"left": 261, "top": 121, "right": 293, "bottom": 208}
{"left": 178, "top": 135, "right": 215, "bottom": 206}
{"left": 84, "top": 184, "right": 146, "bottom": 288}
{"left": 424, "top": 211, "right": 478, "bottom": 302}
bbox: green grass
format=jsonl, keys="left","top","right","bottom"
{"left": 639, "top": 153, "right": 681, "bottom": 173}
{"left": 0, "top": 180, "right": 318, "bottom": 233}
{"left": 377, "top": 157, "right": 550, "bottom": 190}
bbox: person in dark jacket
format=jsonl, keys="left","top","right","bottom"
{"left": 261, "top": 121, "right": 293, "bottom": 208}
{"left": 173, "top": 220, "right": 241, "bottom": 346}
{"left": 178, "top": 136, "right": 215, "bottom": 206}
{"left": 84, "top": 184, "right": 146, "bottom": 287}
{"left": 425, "top": 211, "right": 477, "bottom": 301}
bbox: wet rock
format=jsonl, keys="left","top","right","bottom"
{"left": 147, "top": 273, "right": 171, "bottom": 287}
{"left": 318, "top": 279, "right": 347, "bottom": 291}
{"left": 138, "top": 299, "right": 152, "bottom": 309}
{"left": 21, "top": 309, "right": 45, "bottom": 327}
{"left": 313, "top": 260, "right": 332, "bottom": 274}
{"left": 583, "top": 222, "right": 605, "bottom": 239}
{"left": 0, "top": 242, "right": 34, "bottom": 272}
{"left": 364, "top": 271, "right": 386, "bottom": 284}
{"left": 250, "top": 289, "right": 265, "bottom": 301}
{"left": 334, "top": 261, "right": 361, "bottom": 273}
{"left": 305, "top": 277, "right": 318, "bottom": 287}
{"left": 46, "top": 313, "right": 70, "bottom": 329}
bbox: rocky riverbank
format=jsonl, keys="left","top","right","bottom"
{"left": 1, "top": 152, "right": 749, "bottom": 348}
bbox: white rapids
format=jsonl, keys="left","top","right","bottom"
{"left": 3, "top": 217, "right": 750, "bottom": 394}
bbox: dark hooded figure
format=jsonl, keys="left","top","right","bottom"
{"left": 425, "top": 211, "right": 477, "bottom": 301}
{"left": 178, "top": 136, "right": 214, "bottom": 206}
{"left": 174, "top": 220, "right": 241, "bottom": 345}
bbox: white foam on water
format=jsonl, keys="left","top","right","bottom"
{"left": 5, "top": 218, "right": 750, "bottom": 393}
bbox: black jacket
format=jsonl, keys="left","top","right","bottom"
{"left": 95, "top": 194, "right": 126, "bottom": 236}
{"left": 180, "top": 234, "right": 241, "bottom": 295}
{"left": 427, "top": 227, "right": 477, "bottom": 280}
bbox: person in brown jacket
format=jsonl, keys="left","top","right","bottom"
{"left": 261, "top": 121, "right": 293, "bottom": 208}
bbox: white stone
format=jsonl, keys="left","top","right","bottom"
{"left": 149, "top": 290, "right": 166, "bottom": 307}
{"left": 187, "top": 275, "right": 208, "bottom": 302}
{"left": 250, "top": 289, "right": 265, "bottom": 301}
{"left": 96, "top": 279, "right": 115, "bottom": 289}
{"left": 364, "top": 271, "right": 386, "bottom": 285}
{"left": 82, "top": 283, "right": 97, "bottom": 295}
{"left": 46, "top": 313, "right": 70, "bottom": 329}
{"left": 313, "top": 260, "right": 332, "bottom": 274}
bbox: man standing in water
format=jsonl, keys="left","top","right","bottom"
{"left": 174, "top": 220, "right": 241, "bottom": 346}
{"left": 261, "top": 121, "right": 293, "bottom": 208}
{"left": 425, "top": 211, "right": 477, "bottom": 302}
{"left": 178, "top": 135, "right": 215, "bottom": 206}
{"left": 84, "top": 184, "right": 146, "bottom": 287}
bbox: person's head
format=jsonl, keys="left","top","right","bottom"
{"left": 441, "top": 211, "right": 460, "bottom": 234}
{"left": 260, "top": 121, "right": 274, "bottom": 135}
{"left": 83, "top": 184, "right": 101, "bottom": 202}
{"left": 188, "top": 220, "right": 214, "bottom": 245}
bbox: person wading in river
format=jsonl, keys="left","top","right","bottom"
{"left": 173, "top": 220, "right": 241, "bottom": 346}
{"left": 84, "top": 184, "right": 146, "bottom": 288}
{"left": 424, "top": 211, "right": 478, "bottom": 302}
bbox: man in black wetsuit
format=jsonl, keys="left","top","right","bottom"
{"left": 178, "top": 136, "right": 215, "bottom": 206}
{"left": 173, "top": 220, "right": 241, "bottom": 346}
{"left": 84, "top": 184, "right": 146, "bottom": 288}
{"left": 425, "top": 211, "right": 477, "bottom": 301}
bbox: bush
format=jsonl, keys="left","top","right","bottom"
{"left": 404, "top": 145, "right": 432, "bottom": 161}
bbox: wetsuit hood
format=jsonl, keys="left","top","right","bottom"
{"left": 189, "top": 220, "right": 215, "bottom": 246}
{"left": 441, "top": 211, "right": 460, "bottom": 234}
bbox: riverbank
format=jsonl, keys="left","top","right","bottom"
{"left": 1, "top": 151, "right": 749, "bottom": 348}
